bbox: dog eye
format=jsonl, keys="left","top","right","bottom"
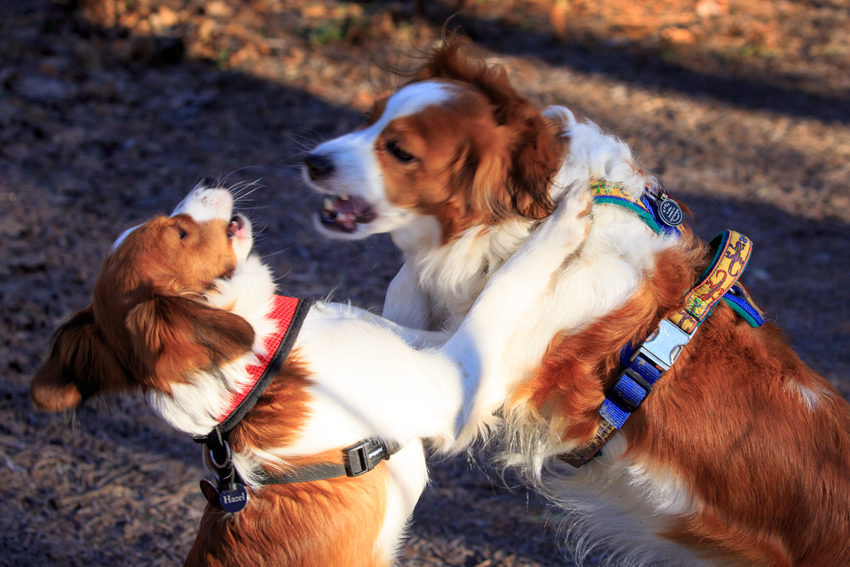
{"left": 385, "top": 141, "right": 415, "bottom": 163}
{"left": 178, "top": 226, "right": 187, "bottom": 240}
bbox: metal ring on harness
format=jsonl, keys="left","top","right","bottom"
{"left": 204, "top": 439, "right": 232, "bottom": 472}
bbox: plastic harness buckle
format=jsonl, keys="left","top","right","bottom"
{"left": 343, "top": 439, "right": 390, "bottom": 477}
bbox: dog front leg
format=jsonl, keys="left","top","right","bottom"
{"left": 443, "top": 189, "right": 593, "bottom": 443}
{"left": 383, "top": 260, "right": 432, "bottom": 330}
{"left": 316, "top": 301, "right": 449, "bottom": 349}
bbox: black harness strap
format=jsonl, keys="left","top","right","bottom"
{"left": 193, "top": 298, "right": 313, "bottom": 472}
{"left": 192, "top": 298, "right": 400, "bottom": 511}
{"left": 219, "top": 297, "right": 313, "bottom": 435}
{"left": 255, "top": 439, "right": 400, "bottom": 485}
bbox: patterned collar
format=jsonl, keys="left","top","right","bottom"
{"left": 558, "top": 182, "right": 767, "bottom": 467}
{"left": 590, "top": 179, "right": 683, "bottom": 236}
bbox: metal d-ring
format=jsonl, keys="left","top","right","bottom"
{"left": 203, "top": 439, "right": 233, "bottom": 474}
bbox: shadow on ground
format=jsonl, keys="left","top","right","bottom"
{"left": 1, "top": 1, "right": 848, "bottom": 566}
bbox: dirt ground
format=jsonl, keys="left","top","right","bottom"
{"left": 1, "top": 0, "right": 849, "bottom": 565}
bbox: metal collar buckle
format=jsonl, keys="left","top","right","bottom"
{"left": 636, "top": 319, "right": 691, "bottom": 372}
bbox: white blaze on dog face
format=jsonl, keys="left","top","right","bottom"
{"left": 309, "top": 81, "right": 458, "bottom": 198}
{"left": 104, "top": 186, "right": 253, "bottom": 297}
{"left": 110, "top": 184, "right": 253, "bottom": 260}
{"left": 170, "top": 183, "right": 253, "bottom": 262}
{"left": 172, "top": 182, "right": 235, "bottom": 222}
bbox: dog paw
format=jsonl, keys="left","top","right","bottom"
{"left": 535, "top": 189, "right": 593, "bottom": 248}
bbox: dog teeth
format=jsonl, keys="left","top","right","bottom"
{"left": 324, "top": 198, "right": 335, "bottom": 210}
{"left": 340, "top": 194, "right": 350, "bottom": 201}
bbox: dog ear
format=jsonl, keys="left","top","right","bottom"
{"left": 464, "top": 124, "right": 562, "bottom": 223}
{"left": 419, "top": 38, "right": 562, "bottom": 220}
{"left": 30, "top": 307, "right": 129, "bottom": 411}
{"left": 126, "top": 295, "right": 255, "bottom": 388}
{"left": 505, "top": 109, "right": 564, "bottom": 220}
{"left": 467, "top": 136, "right": 514, "bottom": 223}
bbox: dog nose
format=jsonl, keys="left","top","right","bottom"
{"left": 304, "top": 154, "right": 335, "bottom": 180}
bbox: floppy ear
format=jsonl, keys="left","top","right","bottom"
{"left": 418, "top": 38, "right": 563, "bottom": 220}
{"left": 464, "top": 124, "right": 562, "bottom": 223}
{"left": 31, "top": 307, "right": 129, "bottom": 411}
{"left": 505, "top": 109, "right": 565, "bottom": 220}
{"left": 126, "top": 295, "right": 255, "bottom": 389}
{"left": 467, "top": 134, "right": 515, "bottom": 223}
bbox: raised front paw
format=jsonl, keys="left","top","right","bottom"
{"left": 533, "top": 187, "right": 593, "bottom": 249}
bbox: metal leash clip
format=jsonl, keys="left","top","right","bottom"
{"left": 203, "top": 438, "right": 233, "bottom": 475}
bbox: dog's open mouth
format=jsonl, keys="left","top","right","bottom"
{"left": 319, "top": 194, "right": 376, "bottom": 233}
{"left": 227, "top": 214, "right": 246, "bottom": 238}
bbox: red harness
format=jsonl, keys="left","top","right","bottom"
{"left": 197, "top": 294, "right": 311, "bottom": 467}
{"left": 218, "top": 295, "right": 305, "bottom": 423}
{"left": 196, "top": 295, "right": 397, "bottom": 513}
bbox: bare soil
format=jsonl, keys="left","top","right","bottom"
{"left": 1, "top": 1, "right": 849, "bottom": 565}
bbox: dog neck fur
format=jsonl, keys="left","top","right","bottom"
{"left": 391, "top": 105, "right": 668, "bottom": 333}
{"left": 147, "top": 255, "right": 278, "bottom": 438}
{"left": 491, "top": 106, "right": 679, "bottom": 452}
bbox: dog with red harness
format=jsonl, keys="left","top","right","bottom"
{"left": 304, "top": 39, "right": 850, "bottom": 566}
{"left": 30, "top": 180, "right": 592, "bottom": 566}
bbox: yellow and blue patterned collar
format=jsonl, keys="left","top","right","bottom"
{"left": 590, "top": 179, "right": 683, "bottom": 236}
{"left": 558, "top": 182, "right": 768, "bottom": 468}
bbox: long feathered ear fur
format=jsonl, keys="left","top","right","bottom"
{"left": 415, "top": 38, "right": 564, "bottom": 220}
{"left": 30, "top": 306, "right": 130, "bottom": 411}
{"left": 126, "top": 295, "right": 255, "bottom": 392}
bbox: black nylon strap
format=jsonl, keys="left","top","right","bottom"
{"left": 193, "top": 297, "right": 313, "bottom": 446}
{"left": 255, "top": 439, "right": 400, "bottom": 486}
{"left": 194, "top": 298, "right": 313, "bottom": 493}
{"left": 193, "top": 298, "right": 398, "bottom": 495}
{"left": 258, "top": 462, "right": 350, "bottom": 484}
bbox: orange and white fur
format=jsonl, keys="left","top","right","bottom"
{"left": 30, "top": 181, "right": 591, "bottom": 566}
{"left": 304, "top": 40, "right": 850, "bottom": 566}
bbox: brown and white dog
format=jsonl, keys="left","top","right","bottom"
{"left": 304, "top": 40, "right": 850, "bottom": 566}
{"left": 30, "top": 181, "right": 591, "bottom": 566}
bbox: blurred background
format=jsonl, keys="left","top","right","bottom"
{"left": 1, "top": 0, "right": 848, "bottom": 565}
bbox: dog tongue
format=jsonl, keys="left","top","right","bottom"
{"left": 227, "top": 215, "right": 244, "bottom": 237}
{"left": 321, "top": 195, "right": 375, "bottom": 233}
{"left": 334, "top": 195, "right": 369, "bottom": 215}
